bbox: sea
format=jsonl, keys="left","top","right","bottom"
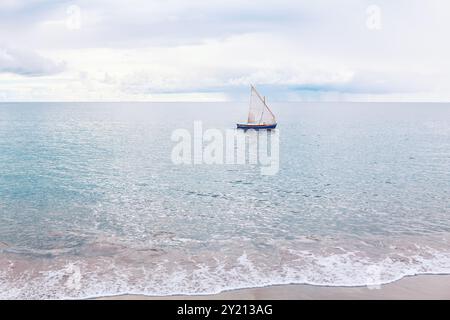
{"left": 0, "top": 102, "right": 449, "bottom": 299}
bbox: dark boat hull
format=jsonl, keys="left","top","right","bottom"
{"left": 236, "top": 123, "right": 277, "bottom": 129}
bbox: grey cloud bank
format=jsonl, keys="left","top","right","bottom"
{"left": 0, "top": 45, "right": 64, "bottom": 76}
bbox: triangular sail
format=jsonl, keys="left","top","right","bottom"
{"left": 247, "top": 86, "right": 276, "bottom": 125}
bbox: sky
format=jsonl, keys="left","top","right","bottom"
{"left": 0, "top": 0, "right": 449, "bottom": 102}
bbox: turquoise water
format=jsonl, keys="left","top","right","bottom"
{"left": 0, "top": 102, "right": 449, "bottom": 299}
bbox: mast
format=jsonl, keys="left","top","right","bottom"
{"left": 247, "top": 85, "right": 255, "bottom": 123}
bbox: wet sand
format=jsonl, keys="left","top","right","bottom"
{"left": 96, "top": 274, "right": 450, "bottom": 300}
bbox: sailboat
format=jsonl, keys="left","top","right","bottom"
{"left": 237, "top": 85, "right": 277, "bottom": 129}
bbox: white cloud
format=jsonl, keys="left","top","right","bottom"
{"left": 0, "top": 45, "right": 64, "bottom": 76}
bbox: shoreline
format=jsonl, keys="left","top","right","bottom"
{"left": 95, "top": 274, "right": 450, "bottom": 300}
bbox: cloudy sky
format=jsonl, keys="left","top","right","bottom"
{"left": 0, "top": 0, "right": 449, "bottom": 101}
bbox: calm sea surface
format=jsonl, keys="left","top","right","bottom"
{"left": 0, "top": 102, "right": 449, "bottom": 299}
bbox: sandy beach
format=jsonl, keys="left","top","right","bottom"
{"left": 96, "top": 274, "right": 450, "bottom": 300}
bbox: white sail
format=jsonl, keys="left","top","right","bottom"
{"left": 247, "top": 86, "right": 276, "bottom": 125}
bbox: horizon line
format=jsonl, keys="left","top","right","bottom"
{"left": 1, "top": 101, "right": 450, "bottom": 104}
